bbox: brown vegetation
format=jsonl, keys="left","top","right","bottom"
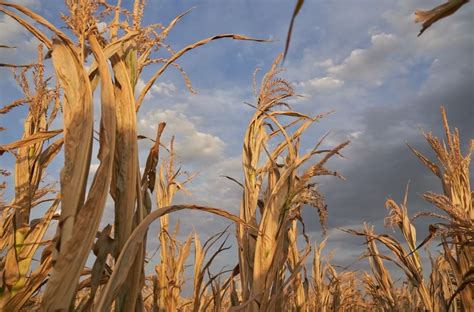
{"left": 0, "top": 1, "right": 472, "bottom": 311}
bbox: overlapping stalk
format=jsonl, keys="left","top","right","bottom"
{"left": 0, "top": 45, "right": 61, "bottom": 310}
{"left": 237, "top": 54, "right": 349, "bottom": 311}
{"left": 348, "top": 108, "right": 473, "bottom": 312}
{"left": 0, "top": 1, "right": 264, "bottom": 310}
{"left": 0, "top": 1, "right": 472, "bottom": 311}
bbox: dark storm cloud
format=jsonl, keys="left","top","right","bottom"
{"left": 301, "top": 49, "right": 473, "bottom": 269}
{"left": 317, "top": 61, "right": 474, "bottom": 227}
{"left": 1, "top": 0, "right": 472, "bottom": 273}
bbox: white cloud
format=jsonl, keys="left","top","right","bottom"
{"left": 313, "top": 58, "right": 334, "bottom": 68}
{"left": 309, "top": 76, "right": 344, "bottom": 91}
{"left": 177, "top": 156, "right": 242, "bottom": 207}
{"left": 0, "top": 16, "right": 27, "bottom": 43}
{"left": 151, "top": 81, "right": 176, "bottom": 96}
{"left": 135, "top": 78, "right": 177, "bottom": 99}
{"left": 380, "top": 1, "right": 474, "bottom": 96}
{"left": 178, "top": 131, "right": 224, "bottom": 161}
{"left": 327, "top": 33, "right": 400, "bottom": 87}
{"left": 167, "top": 155, "right": 244, "bottom": 238}
{"left": 349, "top": 130, "right": 364, "bottom": 139}
{"left": 138, "top": 109, "right": 225, "bottom": 166}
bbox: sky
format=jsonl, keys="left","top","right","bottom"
{"left": 1, "top": 0, "right": 473, "bottom": 279}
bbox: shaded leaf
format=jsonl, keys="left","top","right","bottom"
{"left": 284, "top": 0, "right": 304, "bottom": 60}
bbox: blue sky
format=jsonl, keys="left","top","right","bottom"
{"left": 1, "top": 0, "right": 473, "bottom": 276}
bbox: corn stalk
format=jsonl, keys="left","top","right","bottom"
{"left": 408, "top": 107, "right": 473, "bottom": 311}
{"left": 0, "top": 1, "right": 266, "bottom": 310}
{"left": 0, "top": 45, "right": 61, "bottom": 311}
{"left": 238, "top": 53, "right": 349, "bottom": 311}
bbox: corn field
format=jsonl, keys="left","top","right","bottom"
{"left": 0, "top": 1, "right": 472, "bottom": 311}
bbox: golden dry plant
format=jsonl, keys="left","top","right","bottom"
{"left": 0, "top": 0, "right": 263, "bottom": 310}
{"left": 408, "top": 107, "right": 473, "bottom": 310}
{"left": 1, "top": 1, "right": 473, "bottom": 312}
{"left": 0, "top": 44, "right": 61, "bottom": 310}
{"left": 310, "top": 239, "right": 368, "bottom": 312}
{"left": 235, "top": 54, "right": 349, "bottom": 311}
{"left": 347, "top": 107, "right": 473, "bottom": 312}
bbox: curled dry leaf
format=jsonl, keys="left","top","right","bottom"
{"left": 284, "top": 0, "right": 305, "bottom": 60}
{"left": 0, "top": 130, "right": 62, "bottom": 156}
{"left": 415, "top": 0, "right": 470, "bottom": 36}
{"left": 136, "top": 34, "right": 269, "bottom": 111}
{"left": 141, "top": 122, "right": 166, "bottom": 192}
{"left": 41, "top": 32, "right": 117, "bottom": 311}
{"left": 96, "top": 204, "right": 252, "bottom": 311}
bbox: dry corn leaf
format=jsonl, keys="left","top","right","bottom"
{"left": 415, "top": 0, "right": 470, "bottom": 36}
{"left": 49, "top": 36, "right": 93, "bottom": 253}
{"left": 0, "top": 130, "right": 62, "bottom": 156}
{"left": 3, "top": 256, "right": 53, "bottom": 311}
{"left": 407, "top": 144, "right": 442, "bottom": 178}
{"left": 109, "top": 53, "right": 139, "bottom": 258}
{"left": 88, "top": 30, "right": 141, "bottom": 89}
{"left": 141, "top": 122, "right": 166, "bottom": 192}
{"left": 0, "top": 63, "right": 35, "bottom": 68}
{"left": 38, "top": 137, "right": 64, "bottom": 169}
{"left": 96, "top": 204, "right": 251, "bottom": 310}
{"left": 19, "top": 199, "right": 59, "bottom": 266}
{"left": 136, "top": 34, "right": 268, "bottom": 111}
{"left": 284, "top": 0, "right": 304, "bottom": 60}
{"left": 41, "top": 33, "right": 117, "bottom": 311}
{"left": 88, "top": 224, "right": 115, "bottom": 306}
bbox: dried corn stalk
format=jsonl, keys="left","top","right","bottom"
{"left": 0, "top": 45, "right": 61, "bottom": 311}
{"left": 409, "top": 107, "right": 473, "bottom": 311}
{"left": 238, "top": 54, "right": 349, "bottom": 311}
{"left": 154, "top": 135, "right": 195, "bottom": 312}
{"left": 0, "top": 1, "right": 266, "bottom": 310}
